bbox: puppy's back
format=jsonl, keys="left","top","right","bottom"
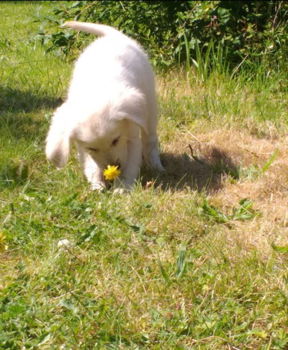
{"left": 65, "top": 22, "right": 153, "bottom": 102}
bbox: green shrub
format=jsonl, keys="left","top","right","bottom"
{"left": 36, "top": 1, "right": 288, "bottom": 72}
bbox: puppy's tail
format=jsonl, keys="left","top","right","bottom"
{"left": 61, "top": 21, "right": 122, "bottom": 37}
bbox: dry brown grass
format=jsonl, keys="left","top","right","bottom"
{"left": 154, "top": 124, "right": 288, "bottom": 256}
{"left": 153, "top": 71, "right": 288, "bottom": 259}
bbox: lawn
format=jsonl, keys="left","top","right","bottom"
{"left": 1, "top": 2, "right": 288, "bottom": 349}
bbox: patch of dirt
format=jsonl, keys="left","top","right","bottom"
{"left": 157, "top": 128, "right": 288, "bottom": 254}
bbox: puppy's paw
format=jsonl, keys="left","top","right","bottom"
{"left": 149, "top": 160, "right": 165, "bottom": 172}
{"left": 91, "top": 182, "right": 106, "bottom": 192}
{"left": 113, "top": 187, "right": 127, "bottom": 195}
{"left": 112, "top": 181, "right": 133, "bottom": 194}
{"left": 154, "top": 162, "right": 165, "bottom": 172}
{"left": 148, "top": 153, "right": 165, "bottom": 172}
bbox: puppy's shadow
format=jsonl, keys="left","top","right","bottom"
{"left": 142, "top": 147, "right": 239, "bottom": 193}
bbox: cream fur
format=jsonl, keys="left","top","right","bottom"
{"left": 46, "top": 21, "right": 164, "bottom": 190}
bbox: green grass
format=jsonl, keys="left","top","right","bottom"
{"left": 1, "top": 2, "right": 288, "bottom": 349}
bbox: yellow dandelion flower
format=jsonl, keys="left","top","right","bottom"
{"left": 103, "top": 165, "right": 121, "bottom": 181}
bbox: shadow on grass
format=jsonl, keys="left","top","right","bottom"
{"left": 142, "top": 147, "right": 239, "bottom": 193}
{"left": 0, "top": 86, "right": 63, "bottom": 113}
{"left": 0, "top": 86, "right": 63, "bottom": 139}
{"left": 0, "top": 148, "right": 239, "bottom": 192}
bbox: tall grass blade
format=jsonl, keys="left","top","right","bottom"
{"left": 176, "top": 246, "right": 187, "bottom": 278}
{"left": 261, "top": 150, "right": 279, "bottom": 173}
{"left": 183, "top": 33, "right": 191, "bottom": 71}
{"left": 158, "top": 260, "right": 171, "bottom": 284}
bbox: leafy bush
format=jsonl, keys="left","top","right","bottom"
{"left": 36, "top": 1, "right": 288, "bottom": 72}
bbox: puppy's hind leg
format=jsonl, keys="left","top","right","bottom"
{"left": 142, "top": 116, "right": 164, "bottom": 171}
{"left": 142, "top": 90, "right": 164, "bottom": 171}
{"left": 142, "top": 132, "right": 164, "bottom": 172}
{"left": 115, "top": 125, "right": 143, "bottom": 191}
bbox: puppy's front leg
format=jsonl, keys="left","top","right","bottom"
{"left": 115, "top": 126, "right": 142, "bottom": 191}
{"left": 87, "top": 163, "right": 106, "bottom": 191}
{"left": 77, "top": 145, "right": 106, "bottom": 191}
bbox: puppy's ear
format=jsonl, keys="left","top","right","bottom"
{"left": 45, "top": 104, "right": 72, "bottom": 168}
{"left": 115, "top": 88, "right": 148, "bottom": 134}
{"left": 46, "top": 132, "right": 71, "bottom": 168}
{"left": 122, "top": 112, "right": 148, "bottom": 134}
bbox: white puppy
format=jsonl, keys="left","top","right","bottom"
{"left": 46, "top": 21, "right": 164, "bottom": 190}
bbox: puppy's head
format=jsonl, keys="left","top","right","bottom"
{"left": 46, "top": 87, "right": 146, "bottom": 171}
{"left": 75, "top": 116, "right": 130, "bottom": 171}
{"left": 76, "top": 88, "right": 146, "bottom": 171}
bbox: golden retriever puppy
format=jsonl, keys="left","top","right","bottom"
{"left": 46, "top": 21, "right": 164, "bottom": 190}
